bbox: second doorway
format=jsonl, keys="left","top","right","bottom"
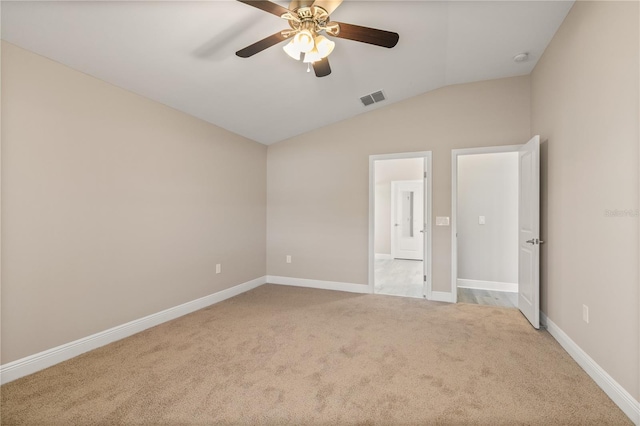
{"left": 372, "top": 154, "right": 431, "bottom": 298}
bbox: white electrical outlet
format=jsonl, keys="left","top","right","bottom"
{"left": 216, "top": 264, "right": 221, "bottom": 274}
{"left": 286, "top": 255, "right": 292, "bottom": 264}
{"left": 583, "top": 304, "right": 589, "bottom": 323}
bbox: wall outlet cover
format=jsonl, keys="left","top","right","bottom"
{"left": 436, "top": 217, "right": 450, "bottom": 226}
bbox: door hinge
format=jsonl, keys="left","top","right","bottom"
{"left": 424, "top": 172, "right": 427, "bottom": 178}
{"left": 423, "top": 275, "right": 427, "bottom": 282}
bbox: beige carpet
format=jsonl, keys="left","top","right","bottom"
{"left": 1, "top": 284, "right": 631, "bottom": 425}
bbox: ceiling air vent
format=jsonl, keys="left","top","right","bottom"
{"left": 360, "top": 90, "right": 386, "bottom": 107}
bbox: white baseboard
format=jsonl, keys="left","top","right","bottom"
{"left": 374, "top": 253, "right": 392, "bottom": 260}
{"left": 457, "top": 278, "right": 517, "bottom": 293}
{"left": 429, "top": 290, "right": 455, "bottom": 303}
{"left": 267, "top": 275, "right": 370, "bottom": 294}
{"left": 0, "top": 276, "right": 267, "bottom": 385}
{"left": 540, "top": 312, "right": 640, "bottom": 425}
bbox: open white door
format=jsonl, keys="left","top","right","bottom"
{"left": 391, "top": 181, "right": 424, "bottom": 260}
{"left": 518, "top": 136, "right": 541, "bottom": 329}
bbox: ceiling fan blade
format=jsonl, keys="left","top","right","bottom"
{"left": 312, "top": 0, "right": 343, "bottom": 15}
{"left": 289, "top": 0, "right": 314, "bottom": 10}
{"left": 313, "top": 57, "right": 331, "bottom": 77}
{"left": 236, "top": 31, "right": 290, "bottom": 58}
{"left": 236, "top": 0, "right": 292, "bottom": 18}
{"left": 330, "top": 22, "right": 399, "bottom": 48}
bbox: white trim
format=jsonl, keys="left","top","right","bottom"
{"left": 424, "top": 154, "right": 433, "bottom": 299}
{"left": 429, "top": 291, "right": 455, "bottom": 303}
{"left": 375, "top": 253, "right": 392, "bottom": 260}
{"left": 369, "top": 151, "right": 433, "bottom": 299}
{"left": 369, "top": 151, "right": 434, "bottom": 162}
{"left": 369, "top": 155, "right": 376, "bottom": 294}
{"left": 456, "top": 278, "right": 517, "bottom": 293}
{"left": 541, "top": 312, "right": 640, "bottom": 425}
{"left": 267, "top": 275, "right": 370, "bottom": 294}
{"left": 638, "top": 87, "right": 640, "bottom": 425}
{"left": 451, "top": 144, "right": 523, "bottom": 304}
{"left": 0, "top": 276, "right": 267, "bottom": 385}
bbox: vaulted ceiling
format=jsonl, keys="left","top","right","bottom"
{"left": 1, "top": 1, "right": 574, "bottom": 144}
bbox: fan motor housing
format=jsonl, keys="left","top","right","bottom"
{"left": 287, "top": 6, "right": 330, "bottom": 33}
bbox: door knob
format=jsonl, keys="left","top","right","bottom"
{"left": 526, "top": 239, "right": 535, "bottom": 244}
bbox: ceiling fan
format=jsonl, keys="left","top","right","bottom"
{"left": 235, "top": 0, "right": 400, "bottom": 77}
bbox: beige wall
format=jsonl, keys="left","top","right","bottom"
{"left": 267, "top": 76, "right": 530, "bottom": 289}
{"left": 374, "top": 158, "right": 423, "bottom": 255}
{"left": 531, "top": 1, "right": 639, "bottom": 399}
{"left": 1, "top": 42, "right": 267, "bottom": 363}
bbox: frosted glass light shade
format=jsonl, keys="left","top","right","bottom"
{"left": 283, "top": 40, "right": 301, "bottom": 60}
{"left": 314, "top": 35, "right": 335, "bottom": 58}
{"left": 284, "top": 31, "right": 334, "bottom": 63}
{"left": 302, "top": 47, "right": 322, "bottom": 63}
{"left": 293, "top": 30, "right": 314, "bottom": 53}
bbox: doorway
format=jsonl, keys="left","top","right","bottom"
{"left": 451, "top": 137, "right": 541, "bottom": 329}
{"left": 455, "top": 150, "right": 519, "bottom": 308}
{"left": 369, "top": 152, "right": 432, "bottom": 299}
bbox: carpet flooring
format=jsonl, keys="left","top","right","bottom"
{"left": 0, "top": 284, "right": 632, "bottom": 425}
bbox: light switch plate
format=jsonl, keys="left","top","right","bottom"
{"left": 436, "top": 217, "right": 450, "bottom": 226}
{"left": 583, "top": 304, "right": 589, "bottom": 323}
{"left": 479, "top": 216, "right": 486, "bottom": 225}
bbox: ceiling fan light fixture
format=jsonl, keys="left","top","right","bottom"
{"left": 293, "top": 29, "right": 315, "bottom": 53}
{"left": 314, "top": 35, "right": 335, "bottom": 59}
{"left": 302, "top": 47, "right": 322, "bottom": 63}
{"left": 235, "top": 0, "right": 400, "bottom": 78}
{"left": 283, "top": 40, "right": 301, "bottom": 60}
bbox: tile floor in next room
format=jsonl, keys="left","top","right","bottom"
{"left": 374, "top": 258, "right": 517, "bottom": 309}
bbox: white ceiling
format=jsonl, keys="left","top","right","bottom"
{"left": 1, "top": 1, "right": 573, "bottom": 145}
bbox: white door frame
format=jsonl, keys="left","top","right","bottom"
{"left": 451, "top": 145, "right": 522, "bottom": 303}
{"left": 369, "top": 151, "right": 432, "bottom": 298}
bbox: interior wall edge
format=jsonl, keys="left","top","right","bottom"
{"left": 267, "top": 276, "right": 370, "bottom": 294}
{"left": 0, "top": 276, "right": 268, "bottom": 385}
{"left": 540, "top": 313, "right": 640, "bottom": 425}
